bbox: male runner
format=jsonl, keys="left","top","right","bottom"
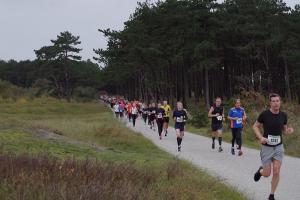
{"left": 253, "top": 93, "right": 294, "bottom": 200}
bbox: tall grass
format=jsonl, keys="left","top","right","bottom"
{"left": 0, "top": 99, "right": 247, "bottom": 200}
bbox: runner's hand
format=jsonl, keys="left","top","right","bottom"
{"left": 286, "top": 127, "right": 294, "bottom": 135}
{"left": 260, "top": 137, "right": 268, "bottom": 144}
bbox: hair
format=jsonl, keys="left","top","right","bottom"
{"left": 269, "top": 93, "right": 281, "bottom": 101}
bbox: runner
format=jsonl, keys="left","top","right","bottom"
{"left": 127, "top": 102, "right": 132, "bottom": 122}
{"left": 208, "top": 97, "right": 225, "bottom": 152}
{"left": 161, "top": 100, "right": 171, "bottom": 136}
{"left": 131, "top": 103, "right": 139, "bottom": 127}
{"left": 156, "top": 103, "right": 165, "bottom": 140}
{"left": 149, "top": 102, "right": 157, "bottom": 131}
{"left": 119, "top": 101, "right": 125, "bottom": 118}
{"left": 253, "top": 93, "right": 294, "bottom": 200}
{"left": 173, "top": 101, "right": 188, "bottom": 152}
{"left": 147, "top": 103, "right": 152, "bottom": 128}
{"left": 228, "top": 99, "right": 247, "bottom": 156}
{"left": 141, "top": 103, "right": 148, "bottom": 125}
{"left": 113, "top": 103, "right": 120, "bottom": 118}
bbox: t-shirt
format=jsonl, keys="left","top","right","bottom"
{"left": 257, "top": 110, "right": 287, "bottom": 147}
{"left": 229, "top": 107, "right": 245, "bottom": 128}
{"left": 142, "top": 107, "right": 148, "bottom": 115}
{"left": 161, "top": 105, "right": 171, "bottom": 117}
{"left": 114, "top": 104, "right": 119, "bottom": 113}
{"left": 211, "top": 105, "right": 224, "bottom": 125}
{"left": 173, "top": 110, "right": 188, "bottom": 124}
{"left": 156, "top": 108, "right": 165, "bottom": 120}
{"left": 131, "top": 107, "right": 138, "bottom": 115}
{"left": 150, "top": 107, "right": 156, "bottom": 116}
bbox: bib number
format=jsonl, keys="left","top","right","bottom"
{"left": 217, "top": 116, "right": 223, "bottom": 121}
{"left": 236, "top": 118, "right": 242, "bottom": 124}
{"left": 158, "top": 113, "right": 163, "bottom": 118}
{"left": 176, "top": 117, "right": 183, "bottom": 123}
{"left": 267, "top": 135, "right": 281, "bottom": 146}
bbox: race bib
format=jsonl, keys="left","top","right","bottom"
{"left": 236, "top": 118, "right": 243, "bottom": 124}
{"left": 157, "top": 113, "right": 163, "bottom": 118}
{"left": 267, "top": 135, "right": 281, "bottom": 146}
{"left": 176, "top": 116, "right": 183, "bottom": 123}
{"left": 217, "top": 116, "right": 223, "bottom": 121}
{"left": 152, "top": 111, "right": 156, "bottom": 114}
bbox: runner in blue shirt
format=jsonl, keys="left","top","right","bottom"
{"left": 228, "top": 99, "right": 247, "bottom": 156}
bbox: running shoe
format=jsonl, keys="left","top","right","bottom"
{"left": 231, "top": 147, "right": 235, "bottom": 155}
{"left": 218, "top": 146, "right": 223, "bottom": 152}
{"left": 254, "top": 166, "right": 263, "bottom": 182}
{"left": 268, "top": 194, "right": 275, "bottom": 200}
{"left": 238, "top": 150, "right": 243, "bottom": 156}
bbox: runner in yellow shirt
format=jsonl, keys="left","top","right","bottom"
{"left": 161, "top": 100, "right": 171, "bottom": 136}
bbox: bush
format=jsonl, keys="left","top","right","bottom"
{"left": 0, "top": 80, "right": 30, "bottom": 101}
{"left": 73, "top": 86, "right": 98, "bottom": 102}
{"left": 187, "top": 105, "right": 208, "bottom": 128}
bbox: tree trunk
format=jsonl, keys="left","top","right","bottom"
{"left": 284, "top": 58, "right": 292, "bottom": 101}
{"left": 205, "top": 67, "right": 210, "bottom": 109}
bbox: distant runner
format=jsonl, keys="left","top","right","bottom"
{"left": 156, "top": 103, "right": 165, "bottom": 140}
{"left": 161, "top": 100, "right": 171, "bottom": 136}
{"left": 208, "top": 97, "right": 225, "bottom": 152}
{"left": 228, "top": 99, "right": 247, "bottom": 156}
{"left": 173, "top": 101, "right": 188, "bottom": 152}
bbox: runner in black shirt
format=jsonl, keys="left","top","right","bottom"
{"left": 156, "top": 103, "right": 165, "bottom": 140}
{"left": 208, "top": 97, "right": 225, "bottom": 152}
{"left": 253, "top": 93, "right": 294, "bottom": 200}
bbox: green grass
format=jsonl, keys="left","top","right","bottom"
{"left": 0, "top": 98, "right": 247, "bottom": 200}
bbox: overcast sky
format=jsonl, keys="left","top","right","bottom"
{"left": 0, "top": 0, "right": 298, "bottom": 61}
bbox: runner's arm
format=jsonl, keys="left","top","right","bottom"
{"left": 253, "top": 121, "right": 268, "bottom": 144}
{"left": 227, "top": 109, "right": 237, "bottom": 120}
{"left": 208, "top": 107, "right": 217, "bottom": 118}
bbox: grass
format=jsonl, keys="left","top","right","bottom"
{"left": 0, "top": 98, "right": 247, "bottom": 200}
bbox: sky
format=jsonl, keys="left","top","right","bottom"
{"left": 0, "top": 0, "right": 299, "bottom": 62}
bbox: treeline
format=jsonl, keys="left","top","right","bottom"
{"left": 0, "top": 31, "right": 103, "bottom": 100}
{"left": 94, "top": 0, "right": 300, "bottom": 105}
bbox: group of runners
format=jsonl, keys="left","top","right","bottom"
{"left": 101, "top": 93, "right": 294, "bottom": 200}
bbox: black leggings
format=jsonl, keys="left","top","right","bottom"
{"left": 231, "top": 128, "right": 242, "bottom": 149}
{"left": 157, "top": 119, "right": 164, "bottom": 136}
{"left": 132, "top": 114, "right": 137, "bottom": 126}
{"left": 142, "top": 114, "right": 147, "bottom": 124}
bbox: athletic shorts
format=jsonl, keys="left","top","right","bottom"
{"left": 175, "top": 123, "right": 185, "bottom": 132}
{"left": 163, "top": 117, "right": 169, "bottom": 123}
{"left": 142, "top": 114, "right": 147, "bottom": 118}
{"left": 150, "top": 115, "right": 156, "bottom": 121}
{"left": 260, "top": 144, "right": 284, "bottom": 167}
{"left": 211, "top": 123, "right": 223, "bottom": 132}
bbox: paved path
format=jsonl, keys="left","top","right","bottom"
{"left": 125, "top": 118, "right": 300, "bottom": 200}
